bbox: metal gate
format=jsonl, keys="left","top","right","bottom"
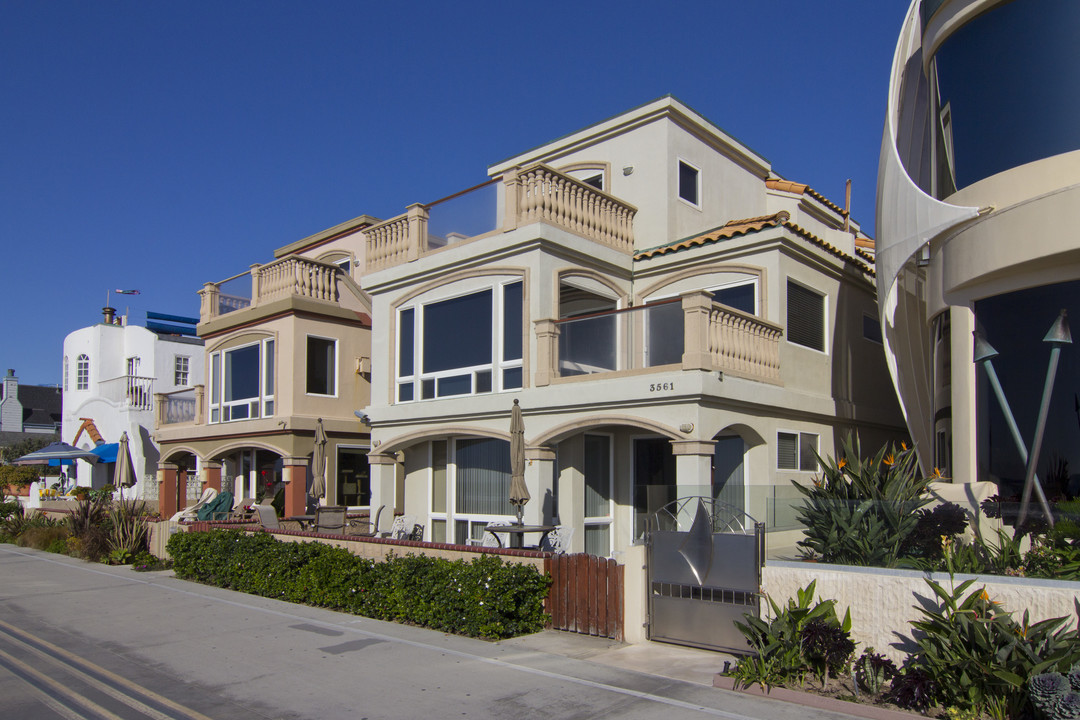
{"left": 646, "top": 496, "right": 763, "bottom": 653}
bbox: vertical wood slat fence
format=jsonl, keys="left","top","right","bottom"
{"left": 545, "top": 553, "right": 624, "bottom": 641}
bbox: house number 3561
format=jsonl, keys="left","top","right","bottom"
{"left": 649, "top": 382, "right": 674, "bottom": 392}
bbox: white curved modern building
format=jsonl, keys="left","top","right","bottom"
{"left": 878, "top": 0, "right": 1080, "bottom": 495}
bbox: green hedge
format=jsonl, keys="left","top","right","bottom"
{"left": 166, "top": 529, "right": 550, "bottom": 639}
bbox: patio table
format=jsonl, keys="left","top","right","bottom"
{"left": 287, "top": 514, "right": 316, "bottom": 530}
{"left": 484, "top": 524, "right": 556, "bottom": 549}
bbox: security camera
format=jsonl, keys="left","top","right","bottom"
{"left": 353, "top": 411, "right": 370, "bottom": 424}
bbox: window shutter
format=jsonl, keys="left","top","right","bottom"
{"left": 777, "top": 432, "right": 798, "bottom": 470}
{"left": 787, "top": 281, "right": 825, "bottom": 351}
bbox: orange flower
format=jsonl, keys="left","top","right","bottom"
{"left": 901, "top": 441, "right": 908, "bottom": 451}
{"left": 930, "top": 467, "right": 946, "bottom": 480}
{"left": 837, "top": 457, "right": 847, "bottom": 470}
{"left": 883, "top": 453, "right": 895, "bottom": 466}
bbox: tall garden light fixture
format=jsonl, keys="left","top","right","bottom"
{"left": 973, "top": 310, "right": 1071, "bottom": 531}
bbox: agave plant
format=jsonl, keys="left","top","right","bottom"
{"left": 793, "top": 435, "right": 933, "bottom": 567}
{"left": 108, "top": 498, "right": 150, "bottom": 561}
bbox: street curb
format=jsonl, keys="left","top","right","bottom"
{"left": 712, "top": 675, "right": 925, "bottom": 720}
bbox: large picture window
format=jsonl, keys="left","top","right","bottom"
{"left": 209, "top": 339, "right": 275, "bottom": 423}
{"left": 397, "top": 280, "right": 523, "bottom": 402}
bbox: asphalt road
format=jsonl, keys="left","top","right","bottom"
{"left": 0, "top": 545, "right": 860, "bottom": 720}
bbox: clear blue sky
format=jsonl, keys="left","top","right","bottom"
{"left": 1, "top": 1, "right": 908, "bottom": 386}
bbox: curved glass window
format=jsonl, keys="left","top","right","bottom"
{"left": 932, "top": 0, "right": 1080, "bottom": 195}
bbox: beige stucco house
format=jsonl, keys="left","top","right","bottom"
{"left": 360, "top": 97, "right": 905, "bottom": 556}
{"left": 154, "top": 216, "right": 374, "bottom": 519}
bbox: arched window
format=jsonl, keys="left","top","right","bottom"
{"left": 76, "top": 354, "right": 90, "bottom": 390}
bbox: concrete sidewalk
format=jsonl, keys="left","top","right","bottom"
{"left": 0, "top": 545, "right": 861, "bottom": 720}
{"left": 505, "top": 630, "right": 737, "bottom": 687}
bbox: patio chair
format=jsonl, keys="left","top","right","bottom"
{"left": 383, "top": 514, "right": 415, "bottom": 540}
{"left": 315, "top": 506, "right": 347, "bottom": 535}
{"left": 347, "top": 505, "right": 384, "bottom": 537}
{"left": 482, "top": 520, "right": 512, "bottom": 548}
{"left": 252, "top": 504, "right": 280, "bottom": 530}
{"left": 407, "top": 523, "right": 425, "bottom": 541}
{"left": 540, "top": 525, "right": 574, "bottom": 554}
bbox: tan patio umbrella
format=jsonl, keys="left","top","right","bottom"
{"left": 508, "top": 399, "right": 529, "bottom": 524}
{"left": 310, "top": 418, "right": 327, "bottom": 499}
{"left": 112, "top": 432, "right": 136, "bottom": 497}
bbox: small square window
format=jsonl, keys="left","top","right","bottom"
{"left": 778, "top": 431, "right": 819, "bottom": 471}
{"left": 678, "top": 160, "right": 699, "bottom": 206}
{"left": 174, "top": 356, "right": 190, "bottom": 386}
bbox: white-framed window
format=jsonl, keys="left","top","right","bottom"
{"left": 63, "top": 356, "right": 69, "bottom": 391}
{"left": 786, "top": 279, "right": 826, "bottom": 352}
{"left": 678, "top": 159, "right": 700, "bottom": 207}
{"left": 778, "top": 431, "right": 818, "bottom": 472}
{"left": 76, "top": 354, "right": 90, "bottom": 390}
{"left": 306, "top": 335, "right": 337, "bottom": 396}
{"left": 174, "top": 356, "right": 190, "bottom": 386}
{"left": 126, "top": 356, "right": 141, "bottom": 377}
{"left": 397, "top": 280, "right": 523, "bottom": 403}
{"left": 643, "top": 279, "right": 760, "bottom": 367}
{"left": 584, "top": 433, "right": 613, "bottom": 557}
{"left": 208, "top": 338, "right": 275, "bottom": 423}
{"left": 337, "top": 445, "right": 370, "bottom": 507}
{"left": 426, "top": 437, "right": 516, "bottom": 546}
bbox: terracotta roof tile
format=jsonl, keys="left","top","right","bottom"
{"left": 634, "top": 211, "right": 875, "bottom": 277}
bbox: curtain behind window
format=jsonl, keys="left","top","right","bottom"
{"left": 455, "top": 438, "right": 511, "bottom": 515}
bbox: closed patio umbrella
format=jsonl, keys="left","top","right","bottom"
{"left": 112, "top": 432, "right": 136, "bottom": 493}
{"left": 310, "top": 418, "right": 327, "bottom": 500}
{"left": 508, "top": 399, "right": 529, "bottom": 524}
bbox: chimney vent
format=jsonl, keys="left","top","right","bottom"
{"left": 103, "top": 307, "right": 116, "bottom": 325}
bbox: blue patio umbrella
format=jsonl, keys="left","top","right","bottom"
{"left": 14, "top": 442, "right": 100, "bottom": 466}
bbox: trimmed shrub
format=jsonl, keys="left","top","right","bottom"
{"left": 167, "top": 529, "right": 550, "bottom": 639}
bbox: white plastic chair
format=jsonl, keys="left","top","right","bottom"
{"left": 385, "top": 514, "right": 415, "bottom": 539}
{"left": 541, "top": 525, "right": 574, "bottom": 554}
{"left": 482, "top": 520, "right": 512, "bottom": 548}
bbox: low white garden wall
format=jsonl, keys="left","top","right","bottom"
{"left": 763, "top": 560, "right": 1080, "bottom": 663}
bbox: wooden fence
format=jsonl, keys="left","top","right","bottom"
{"left": 545, "top": 553, "right": 624, "bottom": 641}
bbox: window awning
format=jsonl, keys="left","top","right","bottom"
{"left": 89, "top": 443, "right": 119, "bottom": 463}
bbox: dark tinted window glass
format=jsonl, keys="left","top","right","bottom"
{"left": 714, "top": 284, "right": 756, "bottom": 314}
{"left": 503, "top": 282, "right": 522, "bottom": 362}
{"left": 678, "top": 161, "right": 699, "bottom": 204}
{"left": 787, "top": 281, "right": 825, "bottom": 351}
{"left": 424, "top": 290, "right": 491, "bottom": 372}
{"left": 399, "top": 308, "right": 414, "bottom": 376}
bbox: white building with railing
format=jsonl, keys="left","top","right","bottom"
{"left": 62, "top": 307, "right": 204, "bottom": 498}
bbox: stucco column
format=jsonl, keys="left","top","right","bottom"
{"left": 202, "top": 461, "right": 222, "bottom": 493}
{"left": 682, "top": 291, "right": 713, "bottom": 371}
{"left": 368, "top": 452, "right": 398, "bottom": 531}
{"left": 523, "top": 446, "right": 556, "bottom": 526}
{"left": 282, "top": 457, "right": 308, "bottom": 519}
{"left": 557, "top": 436, "right": 585, "bottom": 554}
{"left": 951, "top": 306, "right": 977, "bottom": 483}
{"left": 158, "top": 464, "right": 179, "bottom": 519}
{"left": 671, "top": 439, "right": 715, "bottom": 512}
{"left": 405, "top": 204, "right": 428, "bottom": 263}
{"left": 534, "top": 318, "right": 558, "bottom": 387}
{"left": 502, "top": 167, "right": 520, "bottom": 232}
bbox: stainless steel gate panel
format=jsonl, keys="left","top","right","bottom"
{"left": 647, "top": 497, "right": 763, "bottom": 654}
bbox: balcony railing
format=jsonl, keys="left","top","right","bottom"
{"left": 540, "top": 291, "right": 782, "bottom": 385}
{"left": 200, "top": 255, "right": 342, "bottom": 322}
{"left": 365, "top": 163, "right": 637, "bottom": 272}
{"left": 99, "top": 375, "right": 155, "bottom": 411}
{"left": 155, "top": 386, "right": 204, "bottom": 427}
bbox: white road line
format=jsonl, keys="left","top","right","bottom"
{"left": 0, "top": 618, "right": 215, "bottom": 720}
